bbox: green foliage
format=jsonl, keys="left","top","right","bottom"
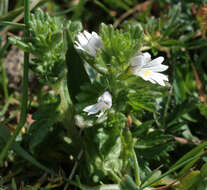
{"left": 27, "top": 94, "right": 60, "bottom": 153}
{"left": 120, "top": 175, "right": 138, "bottom": 190}
{"left": 8, "top": 9, "right": 83, "bottom": 85}
{"left": 65, "top": 28, "right": 90, "bottom": 103}
{"left": 9, "top": 8, "right": 65, "bottom": 84}
{"left": 2, "top": 0, "right": 207, "bottom": 189}
{"left": 99, "top": 23, "right": 143, "bottom": 73}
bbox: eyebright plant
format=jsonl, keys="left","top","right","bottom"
{"left": 69, "top": 24, "right": 171, "bottom": 185}
{"left": 9, "top": 8, "right": 176, "bottom": 190}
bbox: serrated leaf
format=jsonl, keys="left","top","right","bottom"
{"left": 66, "top": 20, "right": 82, "bottom": 40}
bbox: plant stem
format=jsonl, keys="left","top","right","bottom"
{"left": 162, "top": 86, "right": 172, "bottom": 127}
{"left": 132, "top": 149, "right": 141, "bottom": 187}
{"left": 0, "top": 0, "right": 30, "bottom": 165}
{"left": 0, "top": 59, "right": 8, "bottom": 101}
{"left": 109, "top": 170, "right": 121, "bottom": 183}
{"left": 54, "top": 78, "right": 80, "bottom": 148}
{"left": 0, "top": 21, "right": 25, "bottom": 28}
{"left": 0, "top": 0, "right": 8, "bottom": 14}
{"left": 0, "top": 41, "right": 10, "bottom": 102}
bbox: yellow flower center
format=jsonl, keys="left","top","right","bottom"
{"left": 143, "top": 70, "right": 151, "bottom": 77}
{"left": 86, "top": 48, "right": 91, "bottom": 52}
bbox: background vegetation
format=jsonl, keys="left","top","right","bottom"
{"left": 1, "top": 0, "right": 207, "bottom": 189}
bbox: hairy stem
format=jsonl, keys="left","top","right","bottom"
{"left": 54, "top": 77, "right": 80, "bottom": 150}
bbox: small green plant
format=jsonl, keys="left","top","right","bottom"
{"left": 1, "top": 1, "right": 207, "bottom": 189}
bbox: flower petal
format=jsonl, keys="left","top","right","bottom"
{"left": 83, "top": 104, "right": 100, "bottom": 115}
{"left": 130, "top": 55, "right": 145, "bottom": 71}
{"left": 97, "top": 91, "right": 112, "bottom": 108}
{"left": 149, "top": 72, "right": 168, "bottom": 86}
{"left": 144, "top": 64, "right": 168, "bottom": 72}
{"left": 89, "top": 37, "right": 104, "bottom": 51}
{"left": 83, "top": 30, "right": 92, "bottom": 40}
{"left": 77, "top": 33, "right": 88, "bottom": 45}
{"left": 130, "top": 52, "right": 169, "bottom": 86}
{"left": 91, "top": 31, "right": 99, "bottom": 38}
{"left": 146, "top": 57, "right": 164, "bottom": 67}
{"left": 83, "top": 91, "right": 112, "bottom": 117}
{"left": 142, "top": 52, "right": 151, "bottom": 63}
{"left": 75, "top": 31, "right": 104, "bottom": 57}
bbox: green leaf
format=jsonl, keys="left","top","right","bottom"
{"left": 0, "top": 6, "right": 23, "bottom": 22}
{"left": 82, "top": 117, "right": 128, "bottom": 182}
{"left": 0, "top": 125, "right": 53, "bottom": 174}
{"left": 201, "top": 162, "right": 207, "bottom": 178}
{"left": 176, "top": 171, "right": 202, "bottom": 190}
{"left": 65, "top": 29, "right": 90, "bottom": 103}
{"left": 28, "top": 94, "right": 60, "bottom": 153}
{"left": 166, "top": 98, "right": 197, "bottom": 127}
{"left": 13, "top": 142, "right": 53, "bottom": 174}
{"left": 120, "top": 175, "right": 138, "bottom": 190}
{"left": 142, "top": 170, "right": 162, "bottom": 188}
{"left": 71, "top": 0, "right": 87, "bottom": 20}
{"left": 11, "top": 178, "right": 17, "bottom": 190}
{"left": 127, "top": 100, "right": 154, "bottom": 113}
{"left": 162, "top": 3, "right": 181, "bottom": 38}
{"left": 121, "top": 129, "right": 134, "bottom": 169}
{"left": 197, "top": 177, "right": 207, "bottom": 190}
{"left": 198, "top": 103, "right": 207, "bottom": 120}
{"left": 100, "top": 23, "right": 142, "bottom": 70}
{"left": 132, "top": 120, "right": 154, "bottom": 137}
{"left": 28, "top": 119, "right": 52, "bottom": 153}
{"left": 170, "top": 141, "right": 207, "bottom": 177}
{"left": 66, "top": 20, "right": 82, "bottom": 40}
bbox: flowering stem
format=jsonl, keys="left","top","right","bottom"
{"left": 0, "top": 0, "right": 30, "bottom": 165}
{"left": 132, "top": 149, "right": 141, "bottom": 187}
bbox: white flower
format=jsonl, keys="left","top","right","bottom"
{"left": 130, "top": 52, "right": 168, "bottom": 86}
{"left": 83, "top": 91, "right": 112, "bottom": 118}
{"left": 75, "top": 30, "right": 104, "bottom": 57}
